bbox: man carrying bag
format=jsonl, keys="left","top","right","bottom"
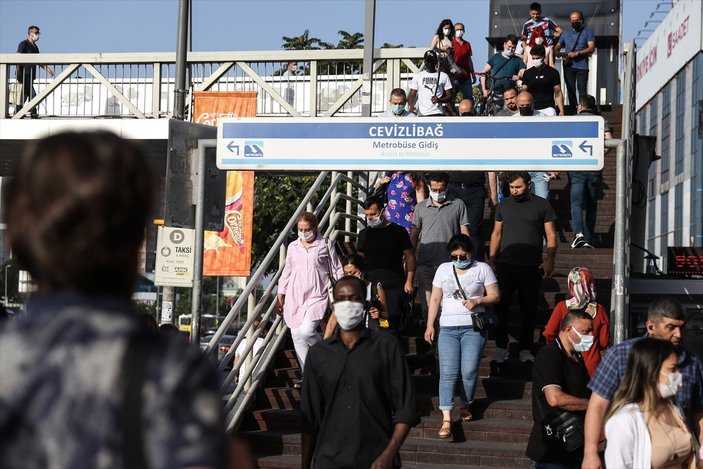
{"left": 526, "top": 310, "right": 594, "bottom": 468}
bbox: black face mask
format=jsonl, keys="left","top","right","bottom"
{"left": 513, "top": 192, "right": 531, "bottom": 202}
{"left": 519, "top": 106, "right": 534, "bottom": 116}
{"left": 572, "top": 21, "right": 583, "bottom": 31}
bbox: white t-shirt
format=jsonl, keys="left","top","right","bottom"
{"left": 235, "top": 337, "right": 265, "bottom": 380}
{"left": 409, "top": 69, "right": 452, "bottom": 116}
{"left": 432, "top": 261, "right": 498, "bottom": 327}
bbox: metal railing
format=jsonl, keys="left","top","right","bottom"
{"left": 0, "top": 49, "right": 423, "bottom": 119}
{"left": 201, "top": 170, "right": 368, "bottom": 430}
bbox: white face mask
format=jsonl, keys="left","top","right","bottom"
{"left": 298, "top": 230, "right": 315, "bottom": 242}
{"left": 455, "top": 30, "right": 464, "bottom": 39}
{"left": 568, "top": 328, "right": 594, "bottom": 353}
{"left": 532, "top": 58, "right": 544, "bottom": 67}
{"left": 334, "top": 301, "right": 365, "bottom": 330}
{"left": 658, "top": 371, "right": 683, "bottom": 399}
{"left": 429, "top": 190, "right": 447, "bottom": 203}
{"left": 367, "top": 216, "right": 383, "bottom": 228}
{"left": 443, "top": 28, "right": 451, "bottom": 36}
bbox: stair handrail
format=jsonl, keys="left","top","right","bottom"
{"left": 204, "top": 170, "right": 369, "bottom": 430}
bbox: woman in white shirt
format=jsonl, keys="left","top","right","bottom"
{"left": 605, "top": 337, "right": 695, "bottom": 469}
{"left": 424, "top": 234, "right": 499, "bottom": 439}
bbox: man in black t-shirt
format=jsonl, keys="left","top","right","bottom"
{"left": 489, "top": 172, "right": 557, "bottom": 363}
{"left": 16, "top": 25, "right": 54, "bottom": 118}
{"left": 357, "top": 197, "right": 416, "bottom": 331}
{"left": 526, "top": 310, "right": 592, "bottom": 467}
{"left": 520, "top": 44, "right": 564, "bottom": 116}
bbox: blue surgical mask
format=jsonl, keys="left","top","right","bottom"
{"left": 429, "top": 190, "right": 447, "bottom": 203}
{"left": 503, "top": 49, "right": 515, "bottom": 58}
{"left": 453, "top": 259, "right": 472, "bottom": 269}
{"left": 391, "top": 103, "right": 406, "bottom": 115}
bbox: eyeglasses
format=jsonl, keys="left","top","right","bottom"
{"left": 450, "top": 254, "right": 469, "bottom": 261}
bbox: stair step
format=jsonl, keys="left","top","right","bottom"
{"left": 409, "top": 417, "right": 532, "bottom": 444}
{"left": 400, "top": 440, "right": 531, "bottom": 467}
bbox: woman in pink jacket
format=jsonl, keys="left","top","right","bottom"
{"left": 276, "top": 212, "right": 343, "bottom": 389}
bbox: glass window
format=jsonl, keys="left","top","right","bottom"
{"left": 674, "top": 184, "right": 683, "bottom": 246}
{"left": 675, "top": 70, "right": 686, "bottom": 175}
{"left": 661, "top": 83, "right": 671, "bottom": 176}
{"left": 660, "top": 191, "right": 669, "bottom": 262}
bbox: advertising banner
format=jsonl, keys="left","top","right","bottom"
{"left": 636, "top": 0, "right": 703, "bottom": 110}
{"left": 193, "top": 91, "right": 256, "bottom": 276}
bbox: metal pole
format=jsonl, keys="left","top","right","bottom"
{"left": 4, "top": 264, "right": 9, "bottom": 306}
{"left": 190, "top": 139, "right": 216, "bottom": 344}
{"left": 360, "top": 0, "right": 376, "bottom": 117}
{"left": 609, "top": 138, "right": 627, "bottom": 344}
{"left": 174, "top": 0, "right": 190, "bottom": 120}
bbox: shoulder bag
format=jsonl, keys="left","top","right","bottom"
{"left": 562, "top": 29, "right": 583, "bottom": 67}
{"left": 452, "top": 265, "right": 499, "bottom": 332}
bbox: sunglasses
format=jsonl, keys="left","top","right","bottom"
{"left": 450, "top": 254, "right": 469, "bottom": 261}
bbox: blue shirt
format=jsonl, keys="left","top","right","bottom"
{"left": 558, "top": 27, "right": 596, "bottom": 71}
{"left": 486, "top": 53, "right": 525, "bottom": 93}
{"left": 589, "top": 336, "right": 703, "bottom": 427}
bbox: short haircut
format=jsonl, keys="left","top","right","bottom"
{"left": 333, "top": 275, "right": 367, "bottom": 300}
{"left": 507, "top": 171, "right": 531, "bottom": 184}
{"left": 363, "top": 196, "right": 384, "bottom": 212}
{"left": 297, "top": 212, "right": 319, "bottom": 231}
{"left": 647, "top": 297, "right": 687, "bottom": 323}
{"left": 530, "top": 2, "right": 541, "bottom": 12}
{"left": 505, "top": 34, "right": 518, "bottom": 45}
{"left": 503, "top": 86, "right": 518, "bottom": 96}
{"left": 28, "top": 25, "right": 39, "bottom": 34}
{"left": 427, "top": 171, "right": 449, "bottom": 185}
{"left": 390, "top": 88, "right": 406, "bottom": 100}
{"left": 571, "top": 10, "right": 584, "bottom": 19}
{"left": 530, "top": 44, "right": 546, "bottom": 57}
{"left": 560, "top": 310, "right": 592, "bottom": 331}
{"left": 447, "top": 233, "right": 473, "bottom": 254}
{"left": 5, "top": 131, "right": 154, "bottom": 299}
{"left": 579, "top": 94, "right": 597, "bottom": 111}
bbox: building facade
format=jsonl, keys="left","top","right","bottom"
{"left": 635, "top": 0, "right": 703, "bottom": 270}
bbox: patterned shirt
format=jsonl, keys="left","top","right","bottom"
{"left": 589, "top": 336, "right": 703, "bottom": 427}
{"left": 0, "top": 292, "right": 227, "bottom": 469}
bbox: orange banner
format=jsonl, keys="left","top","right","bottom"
{"left": 194, "top": 91, "right": 257, "bottom": 276}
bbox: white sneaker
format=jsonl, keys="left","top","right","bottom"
{"left": 491, "top": 347, "right": 509, "bottom": 363}
{"left": 519, "top": 350, "right": 535, "bottom": 362}
{"left": 570, "top": 233, "right": 586, "bottom": 249}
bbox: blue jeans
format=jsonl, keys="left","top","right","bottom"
{"left": 529, "top": 171, "right": 549, "bottom": 199}
{"left": 454, "top": 78, "right": 475, "bottom": 102}
{"left": 569, "top": 171, "right": 602, "bottom": 244}
{"left": 437, "top": 325, "right": 486, "bottom": 410}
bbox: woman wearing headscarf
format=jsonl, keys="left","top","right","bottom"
{"left": 543, "top": 266, "right": 610, "bottom": 376}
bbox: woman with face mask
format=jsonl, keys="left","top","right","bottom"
{"left": 276, "top": 212, "right": 343, "bottom": 389}
{"left": 431, "top": 18, "right": 455, "bottom": 53}
{"left": 605, "top": 338, "right": 695, "bottom": 469}
{"left": 423, "top": 234, "right": 500, "bottom": 439}
{"left": 542, "top": 267, "right": 610, "bottom": 376}
{"left": 323, "top": 254, "right": 389, "bottom": 338}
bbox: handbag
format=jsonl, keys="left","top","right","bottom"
{"left": 562, "top": 29, "right": 583, "bottom": 67}
{"left": 452, "top": 266, "right": 499, "bottom": 332}
{"left": 543, "top": 411, "right": 584, "bottom": 452}
{"left": 9, "top": 82, "right": 23, "bottom": 106}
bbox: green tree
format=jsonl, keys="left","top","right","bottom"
{"left": 336, "top": 30, "right": 364, "bottom": 49}
{"left": 281, "top": 29, "right": 332, "bottom": 50}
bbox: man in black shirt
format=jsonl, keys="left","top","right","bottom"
{"left": 300, "top": 276, "right": 419, "bottom": 469}
{"left": 526, "top": 310, "right": 593, "bottom": 467}
{"left": 489, "top": 172, "right": 557, "bottom": 363}
{"left": 448, "top": 171, "right": 498, "bottom": 261}
{"left": 16, "top": 25, "right": 54, "bottom": 118}
{"left": 356, "top": 197, "right": 416, "bottom": 331}
{"left": 520, "top": 44, "right": 564, "bottom": 116}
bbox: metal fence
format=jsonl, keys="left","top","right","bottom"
{"left": 0, "top": 49, "right": 424, "bottom": 119}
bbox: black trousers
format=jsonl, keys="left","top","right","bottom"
{"left": 449, "top": 183, "right": 486, "bottom": 260}
{"left": 494, "top": 263, "right": 541, "bottom": 350}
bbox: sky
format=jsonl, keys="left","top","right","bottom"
{"left": 0, "top": 0, "right": 667, "bottom": 59}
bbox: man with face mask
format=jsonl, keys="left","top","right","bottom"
{"left": 526, "top": 310, "right": 593, "bottom": 467}
{"left": 407, "top": 50, "right": 453, "bottom": 117}
{"left": 555, "top": 10, "right": 596, "bottom": 115}
{"left": 300, "top": 276, "right": 419, "bottom": 469}
{"left": 411, "top": 172, "right": 470, "bottom": 324}
{"left": 480, "top": 34, "right": 526, "bottom": 106}
{"left": 356, "top": 197, "right": 416, "bottom": 332}
{"left": 519, "top": 44, "right": 565, "bottom": 116}
{"left": 582, "top": 298, "right": 703, "bottom": 469}
{"left": 378, "top": 88, "right": 416, "bottom": 118}
{"left": 489, "top": 171, "right": 557, "bottom": 363}
{"left": 15, "top": 25, "right": 54, "bottom": 118}
{"left": 513, "top": 91, "right": 553, "bottom": 200}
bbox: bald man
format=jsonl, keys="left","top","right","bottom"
{"left": 458, "top": 99, "right": 475, "bottom": 116}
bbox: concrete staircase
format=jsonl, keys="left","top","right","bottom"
{"left": 239, "top": 106, "right": 622, "bottom": 468}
